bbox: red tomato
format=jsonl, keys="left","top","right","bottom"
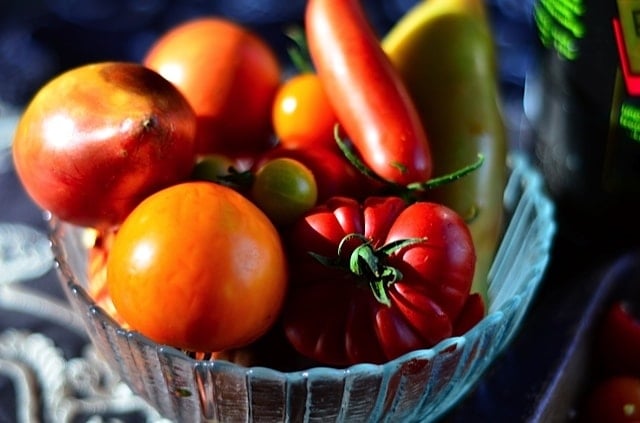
{"left": 272, "top": 73, "right": 339, "bottom": 151}
{"left": 305, "top": 0, "right": 433, "bottom": 185}
{"left": 584, "top": 376, "right": 640, "bottom": 423}
{"left": 12, "top": 62, "right": 197, "bottom": 230}
{"left": 283, "top": 196, "right": 481, "bottom": 366}
{"left": 143, "top": 18, "right": 281, "bottom": 157}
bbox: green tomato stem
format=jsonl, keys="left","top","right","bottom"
{"left": 285, "top": 26, "right": 314, "bottom": 74}
{"left": 310, "top": 232, "right": 427, "bottom": 307}
{"left": 333, "top": 124, "right": 485, "bottom": 199}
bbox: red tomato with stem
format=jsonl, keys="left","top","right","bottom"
{"left": 283, "top": 196, "right": 482, "bottom": 366}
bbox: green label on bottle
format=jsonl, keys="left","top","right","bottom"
{"left": 620, "top": 101, "right": 640, "bottom": 141}
{"left": 534, "top": 0, "right": 586, "bottom": 60}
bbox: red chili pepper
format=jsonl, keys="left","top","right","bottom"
{"left": 304, "top": 0, "right": 433, "bottom": 186}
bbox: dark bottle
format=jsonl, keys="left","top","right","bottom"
{"left": 525, "top": 0, "right": 640, "bottom": 248}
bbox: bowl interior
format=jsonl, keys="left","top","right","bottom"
{"left": 48, "top": 152, "right": 555, "bottom": 422}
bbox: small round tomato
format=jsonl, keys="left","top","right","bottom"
{"left": 256, "top": 145, "right": 379, "bottom": 203}
{"left": 144, "top": 17, "right": 281, "bottom": 156}
{"left": 272, "top": 73, "right": 339, "bottom": 151}
{"left": 106, "top": 181, "right": 288, "bottom": 353}
{"left": 12, "top": 62, "right": 197, "bottom": 230}
{"left": 584, "top": 376, "right": 640, "bottom": 423}
{"left": 251, "top": 157, "right": 318, "bottom": 226}
{"left": 191, "top": 154, "right": 236, "bottom": 181}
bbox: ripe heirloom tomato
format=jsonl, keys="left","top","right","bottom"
{"left": 283, "top": 196, "right": 482, "bottom": 366}
{"left": 106, "top": 181, "right": 288, "bottom": 353}
{"left": 272, "top": 72, "right": 339, "bottom": 151}
{"left": 143, "top": 17, "right": 281, "bottom": 157}
{"left": 12, "top": 62, "right": 197, "bottom": 230}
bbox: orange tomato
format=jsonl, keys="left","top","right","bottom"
{"left": 272, "top": 72, "right": 339, "bottom": 150}
{"left": 106, "top": 181, "right": 288, "bottom": 353}
{"left": 143, "top": 18, "right": 281, "bottom": 157}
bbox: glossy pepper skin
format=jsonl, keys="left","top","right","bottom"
{"left": 304, "top": 0, "right": 433, "bottom": 186}
{"left": 383, "top": 0, "right": 508, "bottom": 303}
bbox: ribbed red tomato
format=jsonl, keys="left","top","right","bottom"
{"left": 283, "top": 196, "right": 483, "bottom": 366}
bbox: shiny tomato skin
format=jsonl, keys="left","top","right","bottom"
{"left": 250, "top": 157, "right": 318, "bottom": 227}
{"left": 144, "top": 17, "right": 281, "bottom": 157}
{"left": 272, "top": 73, "right": 339, "bottom": 151}
{"left": 12, "top": 62, "right": 197, "bottom": 230}
{"left": 106, "top": 181, "right": 288, "bottom": 353}
{"left": 584, "top": 376, "right": 640, "bottom": 423}
{"left": 284, "top": 196, "right": 478, "bottom": 366}
{"left": 255, "top": 145, "right": 378, "bottom": 203}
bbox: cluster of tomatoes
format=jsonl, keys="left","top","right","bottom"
{"left": 12, "top": 0, "right": 486, "bottom": 368}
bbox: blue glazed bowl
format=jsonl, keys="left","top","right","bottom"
{"left": 48, "top": 153, "right": 555, "bottom": 422}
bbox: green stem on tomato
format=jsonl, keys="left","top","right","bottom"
{"left": 406, "top": 153, "right": 485, "bottom": 191}
{"left": 334, "top": 125, "right": 390, "bottom": 185}
{"left": 310, "top": 232, "right": 427, "bottom": 307}
{"left": 334, "top": 124, "right": 485, "bottom": 198}
{"left": 211, "top": 167, "right": 255, "bottom": 192}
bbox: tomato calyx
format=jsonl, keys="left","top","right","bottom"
{"left": 309, "top": 233, "right": 427, "bottom": 306}
{"left": 333, "top": 125, "right": 484, "bottom": 200}
{"left": 285, "top": 26, "right": 314, "bottom": 73}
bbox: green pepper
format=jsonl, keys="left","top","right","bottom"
{"left": 383, "top": 0, "right": 508, "bottom": 304}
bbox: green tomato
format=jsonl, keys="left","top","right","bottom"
{"left": 192, "top": 154, "right": 235, "bottom": 182}
{"left": 251, "top": 157, "right": 318, "bottom": 226}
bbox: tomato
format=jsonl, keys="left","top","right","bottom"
{"left": 305, "top": 0, "right": 433, "bottom": 186}
{"left": 143, "top": 17, "right": 281, "bottom": 157}
{"left": 583, "top": 376, "right": 640, "bottom": 423}
{"left": 255, "top": 145, "right": 378, "bottom": 203}
{"left": 12, "top": 62, "right": 197, "bottom": 230}
{"left": 283, "top": 196, "right": 481, "bottom": 366}
{"left": 191, "top": 154, "right": 237, "bottom": 182}
{"left": 272, "top": 73, "right": 339, "bottom": 151}
{"left": 596, "top": 301, "right": 640, "bottom": 378}
{"left": 250, "top": 157, "right": 318, "bottom": 227}
{"left": 106, "top": 181, "right": 288, "bottom": 353}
